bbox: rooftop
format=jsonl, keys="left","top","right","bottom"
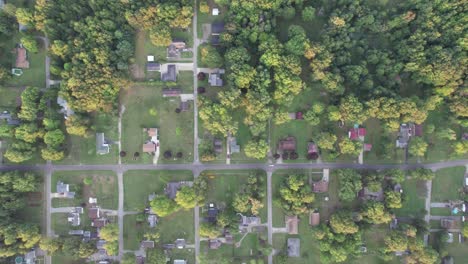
{"left": 162, "top": 88, "right": 182, "bottom": 97}
{"left": 285, "top": 215, "right": 299, "bottom": 235}
{"left": 15, "top": 46, "right": 29, "bottom": 68}
{"left": 348, "top": 127, "right": 366, "bottom": 140}
{"left": 162, "top": 65, "right": 177, "bottom": 82}
{"left": 287, "top": 238, "right": 300, "bottom": 257}
{"left": 96, "top": 132, "right": 110, "bottom": 155}
{"left": 141, "top": 240, "right": 155, "bottom": 249}
{"left": 208, "top": 72, "right": 223, "bottom": 86}
{"left": 309, "top": 211, "right": 320, "bottom": 226}
{"left": 279, "top": 136, "right": 296, "bottom": 152}
{"left": 146, "top": 62, "right": 160, "bottom": 72}
{"left": 211, "top": 22, "right": 225, "bottom": 35}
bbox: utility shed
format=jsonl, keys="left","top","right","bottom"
{"left": 287, "top": 238, "right": 300, "bottom": 257}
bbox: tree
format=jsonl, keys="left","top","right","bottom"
{"left": 150, "top": 195, "right": 179, "bottom": 217}
{"left": 104, "top": 240, "right": 118, "bottom": 256}
{"left": 278, "top": 175, "right": 315, "bottom": 215}
{"left": 384, "top": 169, "right": 406, "bottom": 184}
{"left": 15, "top": 8, "right": 34, "bottom": 26}
{"left": 200, "top": 44, "right": 223, "bottom": 68}
{"left": 99, "top": 224, "right": 118, "bottom": 242}
{"left": 409, "top": 168, "right": 435, "bottom": 181}
{"left": 302, "top": 6, "right": 316, "bottom": 22}
{"left": 20, "top": 34, "right": 38, "bottom": 53}
{"left": 39, "top": 237, "right": 62, "bottom": 255}
{"left": 146, "top": 248, "right": 168, "bottom": 264}
{"left": 339, "top": 138, "right": 362, "bottom": 156}
{"left": 384, "top": 231, "right": 408, "bottom": 253}
{"left": 330, "top": 212, "right": 359, "bottom": 234}
{"left": 463, "top": 223, "right": 468, "bottom": 238}
{"left": 361, "top": 202, "right": 392, "bottom": 224}
{"left": 44, "top": 129, "right": 65, "bottom": 147}
{"left": 337, "top": 169, "right": 362, "bottom": 202}
{"left": 408, "top": 137, "right": 428, "bottom": 157}
{"left": 83, "top": 177, "right": 92, "bottom": 185}
{"left": 149, "top": 25, "right": 172, "bottom": 47}
{"left": 4, "top": 143, "right": 35, "bottom": 163}
{"left": 304, "top": 110, "right": 320, "bottom": 126}
{"left": 0, "top": 124, "right": 14, "bottom": 138}
{"left": 199, "top": 0, "right": 209, "bottom": 13}
{"left": 175, "top": 186, "right": 202, "bottom": 209}
{"left": 435, "top": 128, "right": 457, "bottom": 141}
{"left": 199, "top": 223, "right": 221, "bottom": 239}
{"left": 316, "top": 132, "right": 337, "bottom": 150}
{"left": 65, "top": 115, "right": 90, "bottom": 137}
{"left": 452, "top": 141, "right": 468, "bottom": 156}
{"left": 385, "top": 191, "right": 403, "bottom": 209}
{"left": 41, "top": 147, "right": 64, "bottom": 161}
{"left": 244, "top": 139, "right": 269, "bottom": 159}
{"left": 18, "top": 87, "right": 40, "bottom": 121}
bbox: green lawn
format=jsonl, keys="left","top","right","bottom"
{"left": 51, "top": 210, "right": 92, "bottom": 236}
{"left": 431, "top": 166, "right": 465, "bottom": 202}
{"left": 446, "top": 241, "right": 468, "bottom": 263}
{"left": 0, "top": 86, "right": 22, "bottom": 111}
{"left": 51, "top": 255, "right": 82, "bottom": 264}
{"left": 123, "top": 170, "right": 193, "bottom": 210}
{"left": 177, "top": 71, "right": 194, "bottom": 92}
{"left": 17, "top": 179, "right": 45, "bottom": 231}
{"left": 121, "top": 84, "right": 194, "bottom": 164}
{"left": 51, "top": 171, "right": 118, "bottom": 209}
{"left": 7, "top": 48, "right": 47, "bottom": 88}
{"left": 57, "top": 112, "right": 119, "bottom": 165}
{"left": 196, "top": 0, "right": 227, "bottom": 38}
{"left": 430, "top": 207, "right": 452, "bottom": 216}
{"left": 123, "top": 214, "right": 146, "bottom": 250}
{"left": 201, "top": 170, "right": 267, "bottom": 221}
{"left": 158, "top": 209, "right": 195, "bottom": 243}
{"left": 394, "top": 179, "right": 427, "bottom": 218}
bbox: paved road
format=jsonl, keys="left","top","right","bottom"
{"left": 117, "top": 171, "right": 124, "bottom": 260}
{"left": 430, "top": 202, "right": 451, "bottom": 208}
{"left": 266, "top": 172, "right": 273, "bottom": 264}
{"left": 423, "top": 180, "right": 432, "bottom": 245}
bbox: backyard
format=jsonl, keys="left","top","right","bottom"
{"left": 51, "top": 170, "right": 118, "bottom": 209}
{"left": 394, "top": 179, "right": 427, "bottom": 218}
{"left": 123, "top": 170, "right": 193, "bottom": 210}
{"left": 121, "top": 84, "right": 194, "bottom": 164}
{"left": 431, "top": 166, "right": 466, "bottom": 202}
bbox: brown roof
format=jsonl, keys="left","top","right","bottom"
{"left": 209, "top": 239, "right": 222, "bottom": 249}
{"left": 312, "top": 181, "right": 329, "bottom": 193}
{"left": 162, "top": 88, "right": 181, "bottom": 96}
{"left": 441, "top": 218, "right": 457, "bottom": 229}
{"left": 15, "top": 47, "right": 29, "bottom": 68}
{"left": 414, "top": 124, "right": 423, "bottom": 137}
{"left": 279, "top": 136, "right": 296, "bottom": 151}
{"left": 286, "top": 215, "right": 299, "bottom": 235}
{"left": 143, "top": 142, "right": 157, "bottom": 153}
{"left": 88, "top": 207, "right": 100, "bottom": 219}
{"left": 92, "top": 218, "right": 107, "bottom": 228}
{"left": 146, "top": 128, "right": 157, "bottom": 137}
{"left": 136, "top": 256, "right": 144, "bottom": 264}
{"left": 180, "top": 101, "right": 190, "bottom": 112}
{"left": 308, "top": 143, "right": 318, "bottom": 154}
{"left": 171, "top": 41, "right": 186, "bottom": 49}
{"left": 309, "top": 211, "right": 320, "bottom": 226}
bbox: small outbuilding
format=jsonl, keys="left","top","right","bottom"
{"left": 162, "top": 88, "right": 182, "bottom": 97}
{"left": 285, "top": 215, "right": 299, "bottom": 235}
{"left": 141, "top": 240, "right": 155, "bottom": 249}
{"left": 287, "top": 238, "right": 300, "bottom": 257}
{"left": 96, "top": 133, "right": 110, "bottom": 155}
{"left": 309, "top": 211, "right": 320, "bottom": 226}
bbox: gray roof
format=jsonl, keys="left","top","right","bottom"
{"left": 179, "top": 101, "right": 190, "bottom": 112}
{"left": 146, "top": 62, "right": 160, "bottom": 71}
{"left": 69, "top": 230, "right": 84, "bottom": 235}
{"left": 209, "top": 73, "right": 223, "bottom": 86}
{"left": 57, "top": 96, "right": 75, "bottom": 119}
{"left": 230, "top": 137, "right": 240, "bottom": 153}
{"left": 211, "top": 22, "right": 225, "bottom": 34}
{"left": 96, "top": 133, "right": 110, "bottom": 155}
{"left": 148, "top": 214, "right": 158, "bottom": 228}
{"left": 162, "top": 65, "right": 177, "bottom": 82}
{"left": 0, "top": 111, "right": 20, "bottom": 126}
{"left": 56, "top": 181, "right": 69, "bottom": 193}
{"left": 165, "top": 181, "right": 193, "bottom": 199}
{"left": 287, "top": 238, "right": 300, "bottom": 257}
{"left": 68, "top": 213, "right": 80, "bottom": 226}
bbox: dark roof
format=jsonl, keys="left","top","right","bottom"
{"left": 209, "top": 239, "right": 222, "bottom": 249}
{"left": 414, "top": 124, "right": 423, "bottom": 136}
{"left": 162, "top": 88, "right": 181, "bottom": 97}
{"left": 146, "top": 62, "right": 160, "bottom": 71}
{"left": 211, "top": 34, "right": 220, "bottom": 45}
{"left": 279, "top": 136, "right": 296, "bottom": 151}
{"left": 162, "top": 65, "right": 177, "bottom": 82}
{"left": 312, "top": 181, "right": 328, "bottom": 193}
{"left": 92, "top": 218, "right": 107, "bottom": 228}
{"left": 179, "top": 101, "right": 190, "bottom": 112}
{"left": 88, "top": 207, "right": 100, "bottom": 219}
{"left": 141, "top": 240, "right": 155, "bottom": 249}
{"left": 211, "top": 22, "right": 225, "bottom": 34}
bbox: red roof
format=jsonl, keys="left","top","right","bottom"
{"left": 349, "top": 128, "right": 366, "bottom": 140}
{"left": 312, "top": 181, "right": 329, "bottom": 193}
{"left": 308, "top": 143, "right": 318, "bottom": 154}
{"left": 414, "top": 124, "right": 423, "bottom": 137}
{"left": 364, "top": 144, "right": 372, "bottom": 151}
{"left": 296, "top": 112, "right": 303, "bottom": 120}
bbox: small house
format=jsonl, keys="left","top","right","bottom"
{"left": 96, "top": 133, "right": 110, "bottom": 155}
{"left": 312, "top": 180, "right": 328, "bottom": 193}
{"left": 309, "top": 211, "right": 320, "bottom": 226}
{"left": 207, "top": 203, "right": 219, "bottom": 223}
{"left": 287, "top": 238, "right": 300, "bottom": 257}
{"left": 88, "top": 207, "right": 101, "bottom": 219}
{"left": 212, "top": 8, "right": 219, "bottom": 16}
{"left": 141, "top": 240, "right": 155, "bottom": 249}
{"left": 165, "top": 181, "right": 193, "bottom": 199}
{"left": 55, "top": 181, "right": 75, "bottom": 199}
{"left": 167, "top": 40, "right": 186, "bottom": 58}
{"left": 213, "top": 138, "right": 223, "bottom": 154}
{"left": 208, "top": 70, "right": 224, "bottom": 86}
{"left": 143, "top": 142, "right": 157, "bottom": 153}
{"left": 285, "top": 216, "right": 299, "bottom": 235}
{"left": 162, "top": 88, "right": 181, "bottom": 97}
{"left": 15, "top": 46, "right": 29, "bottom": 68}
{"left": 162, "top": 65, "right": 177, "bottom": 82}
{"left": 92, "top": 218, "right": 108, "bottom": 228}
{"left": 348, "top": 127, "right": 366, "bottom": 140}
{"left": 69, "top": 230, "right": 84, "bottom": 235}
{"left": 208, "top": 239, "right": 222, "bottom": 249}
{"left": 396, "top": 123, "right": 421, "bottom": 148}
{"left": 147, "top": 214, "right": 158, "bottom": 228}
{"left": 389, "top": 218, "right": 398, "bottom": 230}
{"left": 229, "top": 137, "right": 240, "bottom": 153}
{"left": 278, "top": 136, "right": 296, "bottom": 152}
{"left": 73, "top": 207, "right": 84, "bottom": 214}
{"left": 211, "top": 22, "right": 225, "bottom": 35}
{"left": 68, "top": 213, "right": 80, "bottom": 226}
{"left": 136, "top": 256, "right": 145, "bottom": 264}
{"left": 179, "top": 101, "right": 190, "bottom": 112}
{"left": 146, "top": 62, "right": 160, "bottom": 72}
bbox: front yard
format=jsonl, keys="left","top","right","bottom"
{"left": 51, "top": 171, "right": 118, "bottom": 210}
{"left": 431, "top": 166, "right": 466, "bottom": 202}
{"left": 394, "top": 179, "right": 427, "bottom": 218}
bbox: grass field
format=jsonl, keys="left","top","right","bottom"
{"left": 430, "top": 207, "right": 452, "bottom": 216}
{"left": 51, "top": 255, "right": 82, "bottom": 264}
{"left": 178, "top": 71, "right": 194, "bottom": 92}
{"left": 57, "top": 112, "right": 119, "bottom": 165}
{"left": 51, "top": 210, "right": 92, "bottom": 236}
{"left": 394, "top": 179, "right": 427, "bottom": 218}
{"left": 446, "top": 241, "right": 468, "bottom": 262}
{"left": 7, "top": 48, "right": 47, "bottom": 88}
{"left": 121, "top": 84, "right": 194, "bottom": 164}
{"left": 431, "top": 166, "right": 465, "bottom": 202}
{"left": 123, "top": 170, "right": 193, "bottom": 210}
{"left": 123, "top": 214, "right": 146, "bottom": 250}
{"left": 51, "top": 170, "right": 118, "bottom": 209}
{"left": 201, "top": 170, "right": 267, "bottom": 221}
{"left": 0, "top": 86, "right": 22, "bottom": 111}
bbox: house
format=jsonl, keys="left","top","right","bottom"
{"left": 441, "top": 218, "right": 457, "bottom": 229}
{"left": 96, "top": 240, "right": 106, "bottom": 250}
{"left": 309, "top": 211, "right": 320, "bottom": 226}
{"left": 24, "top": 250, "right": 36, "bottom": 264}
{"left": 167, "top": 40, "right": 186, "bottom": 58}
{"left": 69, "top": 230, "right": 84, "bottom": 235}
{"left": 88, "top": 207, "right": 101, "bottom": 219}
{"left": 55, "top": 181, "right": 75, "bottom": 198}
{"left": 224, "top": 230, "right": 233, "bottom": 244}
{"left": 208, "top": 70, "right": 225, "bottom": 86}
{"left": 136, "top": 256, "right": 145, "bottom": 264}
{"left": 287, "top": 238, "right": 300, "bottom": 257}
{"left": 73, "top": 207, "right": 84, "bottom": 214}
{"left": 207, "top": 203, "right": 219, "bottom": 223}
{"left": 239, "top": 214, "right": 261, "bottom": 226}
{"left": 147, "top": 214, "right": 158, "bottom": 228}
{"left": 229, "top": 137, "right": 240, "bottom": 153}
{"left": 141, "top": 240, "right": 155, "bottom": 249}
{"left": 389, "top": 218, "right": 398, "bottom": 230}
{"left": 208, "top": 239, "right": 222, "bottom": 249}
{"left": 146, "top": 62, "right": 160, "bottom": 72}
{"left": 308, "top": 142, "right": 318, "bottom": 154}
{"left": 285, "top": 216, "right": 299, "bottom": 235}
{"left": 57, "top": 96, "right": 74, "bottom": 119}
{"left": 179, "top": 101, "right": 190, "bottom": 112}
{"left": 165, "top": 181, "right": 193, "bottom": 199}
{"left": 162, "top": 87, "right": 181, "bottom": 97}
{"left": 312, "top": 180, "right": 328, "bottom": 193}
{"left": 162, "top": 65, "right": 177, "bottom": 82}
{"left": 92, "top": 218, "right": 108, "bottom": 228}
{"left": 348, "top": 127, "right": 366, "bottom": 140}
{"left": 358, "top": 187, "right": 384, "bottom": 202}
{"left": 174, "top": 260, "right": 187, "bottom": 264}
{"left": 89, "top": 197, "right": 98, "bottom": 204}
{"left": 15, "top": 46, "right": 29, "bottom": 68}
{"left": 278, "top": 136, "right": 296, "bottom": 152}
{"left": 68, "top": 213, "right": 80, "bottom": 226}
{"left": 396, "top": 123, "right": 422, "bottom": 148}
{"left": 96, "top": 133, "right": 110, "bottom": 155}
{"left": 211, "top": 34, "right": 220, "bottom": 45}
{"left": 212, "top": 8, "right": 219, "bottom": 16}
{"left": 0, "top": 110, "right": 20, "bottom": 126}
{"left": 175, "top": 239, "right": 186, "bottom": 249}
{"left": 213, "top": 138, "right": 223, "bottom": 154}
{"left": 143, "top": 142, "right": 157, "bottom": 153}
{"left": 211, "top": 22, "right": 225, "bottom": 35}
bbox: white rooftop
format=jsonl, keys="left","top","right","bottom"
{"left": 212, "top": 8, "right": 219, "bottom": 16}
{"left": 147, "top": 55, "right": 155, "bottom": 62}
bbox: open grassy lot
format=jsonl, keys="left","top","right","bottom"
{"left": 394, "top": 179, "right": 427, "bottom": 218}
{"left": 123, "top": 214, "right": 146, "bottom": 250}
{"left": 57, "top": 112, "right": 119, "bottom": 165}
{"left": 0, "top": 86, "right": 22, "bottom": 111}
{"left": 177, "top": 71, "right": 194, "bottom": 92}
{"left": 123, "top": 170, "right": 193, "bottom": 210}
{"left": 431, "top": 166, "right": 465, "bottom": 202}
{"left": 272, "top": 169, "right": 338, "bottom": 227}
{"left": 51, "top": 170, "right": 118, "bottom": 209}
{"left": 51, "top": 211, "right": 92, "bottom": 236}
{"left": 201, "top": 170, "right": 267, "bottom": 221}
{"left": 363, "top": 118, "right": 406, "bottom": 164}
{"left": 51, "top": 255, "right": 82, "bottom": 264}
{"left": 158, "top": 209, "right": 195, "bottom": 243}
{"left": 446, "top": 241, "right": 468, "bottom": 262}
{"left": 121, "top": 84, "right": 194, "bottom": 164}
{"left": 430, "top": 207, "right": 452, "bottom": 216}
{"left": 17, "top": 177, "right": 45, "bottom": 231}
